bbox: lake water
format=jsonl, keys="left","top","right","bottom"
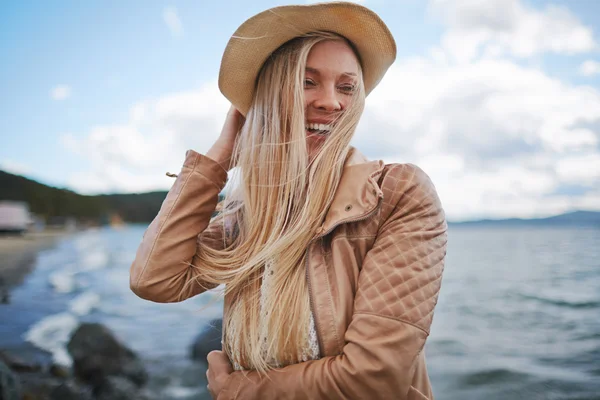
{"left": 1, "top": 224, "right": 599, "bottom": 399}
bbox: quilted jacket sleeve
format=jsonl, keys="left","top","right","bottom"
{"left": 218, "top": 164, "right": 447, "bottom": 400}
{"left": 129, "top": 150, "right": 230, "bottom": 303}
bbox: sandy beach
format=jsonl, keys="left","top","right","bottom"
{"left": 0, "top": 230, "right": 69, "bottom": 298}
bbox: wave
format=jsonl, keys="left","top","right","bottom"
{"left": 162, "top": 385, "right": 203, "bottom": 398}
{"left": 517, "top": 293, "right": 600, "bottom": 309}
{"left": 23, "top": 312, "right": 79, "bottom": 367}
{"left": 80, "top": 251, "right": 109, "bottom": 271}
{"left": 48, "top": 270, "right": 78, "bottom": 293}
{"left": 460, "top": 368, "right": 532, "bottom": 386}
{"left": 23, "top": 289, "right": 101, "bottom": 367}
{"left": 69, "top": 291, "right": 100, "bottom": 316}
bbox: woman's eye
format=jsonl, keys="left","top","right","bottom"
{"left": 339, "top": 85, "right": 356, "bottom": 93}
{"left": 304, "top": 79, "right": 315, "bottom": 87}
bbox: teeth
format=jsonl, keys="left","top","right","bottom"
{"left": 305, "top": 123, "right": 332, "bottom": 132}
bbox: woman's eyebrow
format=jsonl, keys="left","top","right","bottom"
{"left": 306, "top": 66, "right": 357, "bottom": 78}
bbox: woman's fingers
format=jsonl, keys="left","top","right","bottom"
{"left": 207, "top": 350, "right": 221, "bottom": 365}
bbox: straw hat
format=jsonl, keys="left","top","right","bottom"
{"left": 218, "top": 2, "right": 397, "bottom": 116}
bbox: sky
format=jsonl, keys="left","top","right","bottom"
{"left": 1, "top": 0, "right": 600, "bottom": 222}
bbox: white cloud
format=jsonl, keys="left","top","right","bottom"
{"left": 353, "top": 52, "right": 600, "bottom": 219}
{"left": 63, "top": 54, "right": 600, "bottom": 218}
{"left": 51, "top": 85, "right": 71, "bottom": 101}
{"left": 580, "top": 60, "right": 600, "bottom": 77}
{"left": 64, "top": 53, "right": 600, "bottom": 218}
{"left": 0, "top": 160, "right": 32, "bottom": 176}
{"left": 556, "top": 153, "right": 600, "bottom": 186}
{"left": 429, "top": 0, "right": 597, "bottom": 62}
{"left": 163, "top": 7, "right": 184, "bottom": 37}
{"left": 60, "top": 82, "right": 229, "bottom": 194}
{"left": 62, "top": 0, "right": 600, "bottom": 220}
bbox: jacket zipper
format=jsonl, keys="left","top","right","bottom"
{"left": 306, "top": 195, "right": 383, "bottom": 357}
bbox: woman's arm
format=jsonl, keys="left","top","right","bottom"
{"left": 217, "top": 164, "right": 448, "bottom": 400}
{"left": 129, "top": 149, "right": 230, "bottom": 303}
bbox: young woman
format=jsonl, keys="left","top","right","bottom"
{"left": 130, "top": 3, "right": 447, "bottom": 399}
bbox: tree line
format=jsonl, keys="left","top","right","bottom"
{"left": 0, "top": 170, "right": 168, "bottom": 224}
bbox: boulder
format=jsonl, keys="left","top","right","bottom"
{"left": 0, "top": 351, "right": 42, "bottom": 373}
{"left": 67, "top": 323, "right": 148, "bottom": 388}
{"left": 0, "top": 359, "right": 21, "bottom": 400}
{"left": 94, "top": 376, "right": 150, "bottom": 400}
{"left": 49, "top": 363, "right": 70, "bottom": 379}
{"left": 49, "top": 380, "right": 93, "bottom": 400}
{"left": 190, "top": 319, "right": 222, "bottom": 362}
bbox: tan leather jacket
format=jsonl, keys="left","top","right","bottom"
{"left": 130, "top": 148, "right": 447, "bottom": 400}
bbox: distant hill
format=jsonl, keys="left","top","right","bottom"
{"left": 2, "top": 169, "right": 598, "bottom": 227}
{"left": 449, "top": 210, "right": 600, "bottom": 227}
{"left": 0, "top": 170, "right": 168, "bottom": 224}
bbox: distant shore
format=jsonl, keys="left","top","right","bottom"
{"left": 0, "top": 230, "right": 70, "bottom": 297}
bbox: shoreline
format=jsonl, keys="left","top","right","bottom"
{"left": 0, "top": 229, "right": 70, "bottom": 297}
{"left": 0, "top": 229, "right": 69, "bottom": 256}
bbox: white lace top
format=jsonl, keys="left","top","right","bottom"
{"left": 229, "top": 259, "right": 321, "bottom": 371}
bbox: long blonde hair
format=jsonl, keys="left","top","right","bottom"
{"left": 190, "top": 31, "right": 365, "bottom": 373}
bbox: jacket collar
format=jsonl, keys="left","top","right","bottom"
{"left": 319, "top": 147, "right": 385, "bottom": 235}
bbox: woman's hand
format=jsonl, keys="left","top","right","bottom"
{"left": 206, "top": 350, "right": 233, "bottom": 399}
{"left": 206, "top": 105, "right": 245, "bottom": 171}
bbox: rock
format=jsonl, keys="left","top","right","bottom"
{"left": 0, "top": 360, "right": 21, "bottom": 400}
{"left": 190, "top": 319, "right": 222, "bottom": 362}
{"left": 94, "top": 376, "right": 149, "bottom": 400}
{"left": 15, "top": 370, "right": 63, "bottom": 400}
{"left": 49, "top": 363, "right": 70, "bottom": 379}
{"left": 66, "top": 323, "right": 148, "bottom": 388}
{"left": 0, "top": 351, "right": 42, "bottom": 373}
{"left": 49, "top": 380, "right": 93, "bottom": 400}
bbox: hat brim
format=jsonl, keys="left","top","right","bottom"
{"left": 218, "top": 2, "right": 397, "bottom": 116}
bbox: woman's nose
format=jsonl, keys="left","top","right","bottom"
{"left": 313, "top": 86, "right": 342, "bottom": 111}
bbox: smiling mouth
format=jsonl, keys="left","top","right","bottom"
{"left": 305, "top": 122, "right": 332, "bottom": 136}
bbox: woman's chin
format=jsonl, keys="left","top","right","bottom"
{"left": 307, "top": 140, "right": 324, "bottom": 162}
{"left": 305, "top": 129, "right": 328, "bottom": 141}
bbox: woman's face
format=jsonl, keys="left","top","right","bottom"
{"left": 304, "top": 39, "right": 360, "bottom": 156}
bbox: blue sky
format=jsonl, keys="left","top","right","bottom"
{"left": 1, "top": 0, "right": 599, "bottom": 221}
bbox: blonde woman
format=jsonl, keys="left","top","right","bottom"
{"left": 130, "top": 2, "right": 447, "bottom": 399}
